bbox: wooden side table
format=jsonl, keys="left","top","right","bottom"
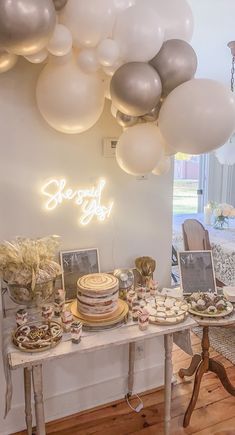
{"left": 179, "top": 314, "right": 235, "bottom": 427}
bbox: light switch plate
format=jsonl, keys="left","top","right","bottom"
{"left": 103, "top": 137, "right": 118, "bottom": 158}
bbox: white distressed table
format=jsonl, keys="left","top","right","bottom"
{"left": 8, "top": 317, "right": 196, "bottom": 435}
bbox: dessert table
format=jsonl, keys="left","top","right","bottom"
{"left": 5, "top": 315, "right": 196, "bottom": 435}
{"left": 173, "top": 213, "right": 235, "bottom": 286}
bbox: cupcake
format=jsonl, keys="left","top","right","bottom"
{"left": 61, "top": 310, "right": 73, "bottom": 332}
{"left": 138, "top": 308, "right": 149, "bottom": 331}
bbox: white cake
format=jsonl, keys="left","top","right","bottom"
{"left": 77, "top": 273, "right": 119, "bottom": 316}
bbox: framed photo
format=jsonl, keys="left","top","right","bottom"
{"left": 178, "top": 250, "right": 216, "bottom": 294}
{"left": 60, "top": 248, "right": 100, "bottom": 300}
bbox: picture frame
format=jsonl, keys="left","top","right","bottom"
{"left": 60, "top": 248, "right": 100, "bottom": 300}
{"left": 178, "top": 250, "right": 217, "bottom": 294}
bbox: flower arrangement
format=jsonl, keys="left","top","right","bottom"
{"left": 0, "top": 235, "right": 61, "bottom": 305}
{"left": 213, "top": 203, "right": 235, "bottom": 229}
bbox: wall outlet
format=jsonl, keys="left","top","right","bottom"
{"left": 136, "top": 343, "right": 145, "bottom": 360}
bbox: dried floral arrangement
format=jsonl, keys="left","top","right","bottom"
{"left": 0, "top": 235, "right": 61, "bottom": 292}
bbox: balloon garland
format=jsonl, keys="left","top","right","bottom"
{"left": 0, "top": 0, "right": 235, "bottom": 176}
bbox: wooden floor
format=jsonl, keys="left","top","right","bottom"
{"left": 14, "top": 333, "right": 235, "bottom": 435}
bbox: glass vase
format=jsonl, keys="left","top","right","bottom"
{"left": 213, "top": 216, "right": 229, "bottom": 230}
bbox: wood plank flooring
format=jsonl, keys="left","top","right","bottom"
{"left": 13, "top": 333, "right": 235, "bottom": 435}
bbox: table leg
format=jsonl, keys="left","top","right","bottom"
{"left": 127, "top": 342, "right": 136, "bottom": 397}
{"left": 164, "top": 333, "right": 173, "bottom": 435}
{"left": 32, "top": 365, "right": 46, "bottom": 435}
{"left": 24, "top": 367, "right": 33, "bottom": 435}
{"left": 179, "top": 354, "right": 201, "bottom": 379}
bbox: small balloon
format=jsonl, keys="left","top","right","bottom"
{"left": 150, "top": 39, "right": 197, "bottom": 96}
{"left": 152, "top": 156, "right": 171, "bottom": 175}
{"left": 77, "top": 49, "right": 100, "bottom": 74}
{"left": 97, "top": 39, "right": 120, "bottom": 67}
{"left": 47, "top": 24, "right": 72, "bottom": 57}
{"left": 53, "top": 0, "right": 68, "bottom": 11}
{"left": 111, "top": 62, "right": 162, "bottom": 116}
{"left": 116, "top": 111, "right": 139, "bottom": 128}
{"left": 103, "top": 59, "right": 123, "bottom": 76}
{"left": 116, "top": 123, "right": 164, "bottom": 175}
{"left": 0, "top": 49, "right": 18, "bottom": 73}
{"left": 142, "top": 103, "right": 161, "bottom": 122}
{"left": 0, "top": 0, "right": 56, "bottom": 56}
{"left": 25, "top": 49, "right": 48, "bottom": 64}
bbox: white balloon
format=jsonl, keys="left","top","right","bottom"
{"left": 113, "top": 4, "right": 164, "bottom": 62}
{"left": 60, "top": 0, "right": 115, "bottom": 48}
{"left": 77, "top": 48, "right": 100, "bottom": 74}
{"left": 36, "top": 56, "right": 105, "bottom": 134}
{"left": 159, "top": 79, "right": 235, "bottom": 155}
{"left": 215, "top": 135, "right": 235, "bottom": 166}
{"left": 113, "top": 0, "right": 136, "bottom": 11}
{"left": 139, "top": 0, "right": 194, "bottom": 42}
{"left": 47, "top": 24, "right": 72, "bottom": 56}
{"left": 102, "top": 59, "right": 123, "bottom": 76}
{"left": 116, "top": 124, "right": 164, "bottom": 175}
{"left": 25, "top": 49, "right": 48, "bottom": 64}
{"left": 97, "top": 39, "right": 120, "bottom": 67}
{"left": 0, "top": 49, "right": 18, "bottom": 73}
{"left": 152, "top": 156, "right": 171, "bottom": 175}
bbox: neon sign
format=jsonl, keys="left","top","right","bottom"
{"left": 41, "top": 178, "right": 113, "bottom": 226}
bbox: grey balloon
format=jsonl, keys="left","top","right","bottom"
{"left": 53, "top": 0, "right": 68, "bottom": 11}
{"left": 0, "top": 49, "right": 18, "bottom": 73}
{"left": 150, "top": 39, "right": 198, "bottom": 96}
{"left": 110, "top": 62, "right": 162, "bottom": 117}
{"left": 116, "top": 110, "right": 139, "bottom": 128}
{"left": 0, "top": 0, "right": 56, "bottom": 56}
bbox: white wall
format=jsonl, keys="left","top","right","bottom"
{"left": 0, "top": 60, "right": 173, "bottom": 434}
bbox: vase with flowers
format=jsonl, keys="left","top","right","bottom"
{"left": 213, "top": 203, "right": 235, "bottom": 230}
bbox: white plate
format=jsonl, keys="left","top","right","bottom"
{"left": 189, "top": 301, "right": 234, "bottom": 318}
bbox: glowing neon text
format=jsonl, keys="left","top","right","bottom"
{"left": 41, "top": 178, "right": 113, "bottom": 226}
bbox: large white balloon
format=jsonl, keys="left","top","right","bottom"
{"left": 159, "top": 79, "right": 235, "bottom": 155}
{"left": 116, "top": 124, "right": 164, "bottom": 175}
{"left": 36, "top": 56, "right": 105, "bottom": 134}
{"left": 113, "top": 4, "right": 164, "bottom": 62}
{"left": 215, "top": 135, "right": 235, "bottom": 166}
{"left": 140, "top": 0, "right": 194, "bottom": 42}
{"left": 0, "top": 49, "right": 18, "bottom": 73}
{"left": 113, "top": 0, "right": 136, "bottom": 11}
{"left": 25, "top": 49, "right": 48, "bottom": 64}
{"left": 77, "top": 48, "right": 100, "bottom": 74}
{"left": 47, "top": 24, "right": 72, "bottom": 56}
{"left": 97, "top": 39, "right": 120, "bottom": 67}
{"left": 60, "top": 0, "right": 115, "bottom": 48}
{"left": 152, "top": 156, "right": 171, "bottom": 175}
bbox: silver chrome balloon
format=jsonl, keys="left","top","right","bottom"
{"left": 150, "top": 39, "right": 197, "bottom": 96}
{"left": 142, "top": 102, "right": 162, "bottom": 123}
{"left": 110, "top": 62, "right": 162, "bottom": 117}
{"left": 53, "top": 0, "right": 68, "bottom": 11}
{"left": 0, "top": 49, "right": 18, "bottom": 73}
{"left": 0, "top": 0, "right": 56, "bottom": 56}
{"left": 116, "top": 110, "right": 138, "bottom": 128}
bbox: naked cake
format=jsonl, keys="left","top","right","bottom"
{"left": 77, "top": 273, "right": 119, "bottom": 317}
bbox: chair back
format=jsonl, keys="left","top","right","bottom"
{"left": 182, "top": 219, "right": 211, "bottom": 251}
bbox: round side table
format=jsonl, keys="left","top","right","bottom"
{"left": 179, "top": 312, "right": 235, "bottom": 427}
